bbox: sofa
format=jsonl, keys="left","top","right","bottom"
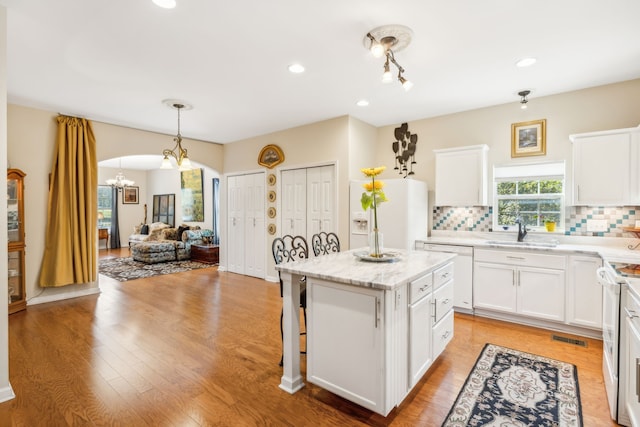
{"left": 128, "top": 222, "right": 171, "bottom": 247}
{"left": 130, "top": 224, "right": 212, "bottom": 263}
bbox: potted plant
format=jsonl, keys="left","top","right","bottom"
{"left": 544, "top": 218, "right": 556, "bottom": 232}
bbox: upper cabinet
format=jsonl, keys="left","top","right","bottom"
{"left": 571, "top": 126, "right": 640, "bottom": 206}
{"left": 434, "top": 145, "right": 489, "bottom": 206}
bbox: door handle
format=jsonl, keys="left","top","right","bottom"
{"left": 374, "top": 297, "right": 380, "bottom": 328}
{"left": 625, "top": 307, "right": 639, "bottom": 319}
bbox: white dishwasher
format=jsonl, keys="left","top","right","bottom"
{"left": 416, "top": 242, "right": 474, "bottom": 313}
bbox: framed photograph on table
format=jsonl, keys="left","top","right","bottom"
{"left": 123, "top": 186, "right": 139, "bottom": 204}
{"left": 511, "top": 119, "right": 546, "bottom": 158}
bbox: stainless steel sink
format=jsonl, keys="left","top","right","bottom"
{"left": 485, "top": 240, "right": 559, "bottom": 248}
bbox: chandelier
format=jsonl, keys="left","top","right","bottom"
{"left": 106, "top": 158, "right": 134, "bottom": 189}
{"left": 160, "top": 100, "right": 193, "bottom": 171}
{"left": 364, "top": 25, "right": 414, "bottom": 91}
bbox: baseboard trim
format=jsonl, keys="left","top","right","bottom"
{"left": 472, "top": 309, "right": 602, "bottom": 340}
{"left": 28, "top": 287, "right": 101, "bottom": 306}
{"left": 0, "top": 384, "right": 16, "bottom": 403}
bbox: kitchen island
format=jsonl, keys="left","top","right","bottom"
{"left": 276, "top": 248, "right": 456, "bottom": 416}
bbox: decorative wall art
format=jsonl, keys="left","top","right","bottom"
{"left": 511, "top": 119, "right": 547, "bottom": 158}
{"left": 258, "top": 144, "right": 285, "bottom": 169}
{"left": 268, "top": 207, "right": 276, "bottom": 218}
{"left": 180, "top": 168, "right": 204, "bottom": 222}
{"left": 392, "top": 122, "right": 418, "bottom": 177}
{"left": 268, "top": 190, "right": 277, "bottom": 203}
{"left": 268, "top": 223, "right": 276, "bottom": 235}
{"left": 268, "top": 173, "right": 277, "bottom": 186}
{"left": 122, "top": 186, "right": 139, "bottom": 204}
{"left": 152, "top": 194, "right": 175, "bottom": 227}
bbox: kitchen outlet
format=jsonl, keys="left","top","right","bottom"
{"left": 586, "top": 219, "right": 608, "bottom": 232}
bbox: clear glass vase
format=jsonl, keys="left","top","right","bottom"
{"left": 369, "top": 229, "right": 384, "bottom": 258}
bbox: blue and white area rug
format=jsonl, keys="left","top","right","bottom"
{"left": 442, "top": 343, "right": 582, "bottom": 427}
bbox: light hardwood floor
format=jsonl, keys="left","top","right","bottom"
{"left": 0, "top": 248, "right": 619, "bottom": 426}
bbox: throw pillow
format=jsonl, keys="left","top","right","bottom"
{"left": 176, "top": 225, "right": 190, "bottom": 241}
{"left": 141, "top": 224, "right": 149, "bottom": 235}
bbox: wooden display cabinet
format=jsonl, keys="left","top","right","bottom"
{"left": 8, "top": 168, "right": 26, "bottom": 314}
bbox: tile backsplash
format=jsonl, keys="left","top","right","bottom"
{"left": 432, "top": 205, "right": 640, "bottom": 237}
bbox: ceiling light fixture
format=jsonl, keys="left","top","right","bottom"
{"left": 288, "top": 63, "right": 305, "bottom": 74}
{"left": 106, "top": 158, "right": 134, "bottom": 190}
{"left": 516, "top": 57, "right": 537, "bottom": 68}
{"left": 160, "top": 100, "right": 193, "bottom": 171}
{"left": 518, "top": 90, "right": 531, "bottom": 109}
{"left": 152, "top": 0, "right": 176, "bottom": 9}
{"left": 364, "top": 25, "right": 413, "bottom": 91}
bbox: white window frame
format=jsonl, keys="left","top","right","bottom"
{"left": 493, "top": 161, "right": 566, "bottom": 232}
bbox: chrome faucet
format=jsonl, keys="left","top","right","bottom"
{"left": 516, "top": 217, "right": 528, "bottom": 242}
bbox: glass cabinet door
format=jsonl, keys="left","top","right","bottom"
{"left": 8, "top": 250, "right": 24, "bottom": 306}
{"left": 7, "top": 178, "right": 21, "bottom": 243}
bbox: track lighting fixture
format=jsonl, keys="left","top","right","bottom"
{"left": 519, "top": 90, "right": 531, "bottom": 109}
{"left": 364, "top": 25, "right": 414, "bottom": 91}
{"left": 160, "top": 100, "right": 193, "bottom": 171}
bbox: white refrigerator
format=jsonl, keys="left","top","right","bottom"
{"left": 349, "top": 179, "right": 429, "bottom": 251}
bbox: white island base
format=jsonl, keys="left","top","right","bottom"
{"left": 276, "top": 249, "right": 456, "bottom": 416}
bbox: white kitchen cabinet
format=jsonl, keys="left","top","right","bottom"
{"left": 571, "top": 126, "right": 640, "bottom": 206}
{"left": 473, "top": 249, "right": 566, "bottom": 322}
{"left": 566, "top": 255, "right": 602, "bottom": 330}
{"left": 417, "top": 242, "right": 473, "bottom": 312}
{"left": 307, "top": 279, "right": 386, "bottom": 414}
{"left": 434, "top": 144, "right": 489, "bottom": 206}
{"left": 409, "top": 281, "right": 433, "bottom": 387}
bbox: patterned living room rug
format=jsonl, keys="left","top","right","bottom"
{"left": 442, "top": 343, "right": 582, "bottom": 427}
{"left": 99, "top": 257, "right": 214, "bottom": 282}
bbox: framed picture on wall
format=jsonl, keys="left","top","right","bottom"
{"left": 511, "top": 119, "right": 547, "bottom": 158}
{"left": 152, "top": 194, "right": 175, "bottom": 227}
{"left": 122, "top": 186, "right": 139, "bottom": 204}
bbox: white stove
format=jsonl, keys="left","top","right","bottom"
{"left": 599, "top": 261, "right": 640, "bottom": 426}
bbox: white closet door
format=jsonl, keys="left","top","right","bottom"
{"left": 281, "top": 169, "right": 307, "bottom": 237}
{"left": 307, "top": 165, "right": 335, "bottom": 237}
{"left": 227, "top": 175, "right": 245, "bottom": 274}
{"left": 244, "top": 173, "right": 265, "bottom": 278}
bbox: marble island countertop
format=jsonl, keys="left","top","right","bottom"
{"left": 275, "top": 248, "right": 456, "bottom": 290}
{"left": 417, "top": 232, "right": 640, "bottom": 264}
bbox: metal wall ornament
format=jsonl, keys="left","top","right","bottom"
{"left": 392, "top": 122, "right": 417, "bottom": 177}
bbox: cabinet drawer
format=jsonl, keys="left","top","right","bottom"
{"left": 433, "top": 262, "right": 454, "bottom": 289}
{"left": 433, "top": 280, "right": 454, "bottom": 323}
{"left": 432, "top": 309, "right": 454, "bottom": 359}
{"left": 475, "top": 248, "right": 565, "bottom": 270}
{"left": 410, "top": 273, "right": 432, "bottom": 305}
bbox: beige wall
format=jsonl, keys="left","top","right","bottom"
{"left": 0, "top": 4, "right": 12, "bottom": 403}
{"left": 222, "top": 115, "right": 373, "bottom": 278}
{"left": 7, "top": 104, "right": 223, "bottom": 305}
{"left": 375, "top": 78, "right": 640, "bottom": 227}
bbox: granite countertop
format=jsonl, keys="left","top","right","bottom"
{"left": 275, "top": 249, "right": 456, "bottom": 291}
{"left": 416, "top": 233, "right": 640, "bottom": 264}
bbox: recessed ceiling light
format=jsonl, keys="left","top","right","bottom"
{"left": 516, "top": 57, "right": 537, "bottom": 68}
{"left": 152, "top": 0, "right": 176, "bottom": 8}
{"left": 288, "top": 63, "right": 305, "bottom": 74}
{"left": 356, "top": 99, "right": 369, "bottom": 107}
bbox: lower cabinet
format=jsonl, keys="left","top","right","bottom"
{"left": 566, "top": 255, "right": 602, "bottom": 329}
{"left": 307, "top": 279, "right": 386, "bottom": 414}
{"left": 474, "top": 249, "right": 566, "bottom": 322}
{"left": 307, "top": 261, "right": 455, "bottom": 416}
{"left": 624, "top": 289, "right": 640, "bottom": 426}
